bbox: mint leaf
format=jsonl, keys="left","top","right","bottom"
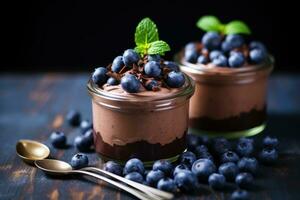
{"left": 224, "top": 20, "right": 251, "bottom": 35}
{"left": 196, "top": 15, "right": 223, "bottom": 32}
{"left": 135, "top": 18, "right": 159, "bottom": 46}
{"left": 147, "top": 40, "right": 170, "bottom": 55}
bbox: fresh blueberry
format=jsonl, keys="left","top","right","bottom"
{"left": 238, "top": 157, "right": 258, "bottom": 175}
{"left": 174, "top": 170, "right": 198, "bottom": 192}
{"left": 173, "top": 164, "right": 190, "bottom": 177}
{"left": 221, "top": 41, "right": 233, "bottom": 52}
{"left": 164, "top": 61, "right": 180, "bottom": 72}
{"left": 111, "top": 56, "right": 124, "bottom": 73}
{"left": 197, "top": 151, "right": 214, "bottom": 162}
{"left": 212, "top": 54, "right": 228, "bottom": 67}
{"left": 107, "top": 77, "right": 119, "bottom": 85}
{"left": 180, "top": 151, "right": 197, "bottom": 168}
{"left": 209, "top": 50, "right": 223, "bottom": 60}
{"left": 104, "top": 161, "right": 123, "bottom": 176}
{"left": 148, "top": 54, "right": 161, "bottom": 62}
{"left": 123, "top": 158, "right": 145, "bottom": 175}
{"left": 144, "top": 61, "right": 161, "bottom": 78}
{"left": 249, "top": 48, "right": 266, "bottom": 64}
{"left": 80, "top": 120, "right": 93, "bottom": 134}
{"left": 197, "top": 55, "right": 209, "bottom": 64}
{"left": 123, "top": 49, "right": 140, "bottom": 67}
{"left": 212, "top": 137, "right": 231, "bottom": 155}
{"left": 145, "top": 80, "right": 158, "bottom": 91}
{"left": 263, "top": 136, "right": 279, "bottom": 148}
{"left": 221, "top": 151, "right": 240, "bottom": 163}
{"left": 208, "top": 173, "right": 226, "bottom": 190}
{"left": 225, "top": 34, "right": 244, "bottom": 49}
{"left": 218, "top": 162, "right": 239, "bottom": 181}
{"left": 153, "top": 160, "right": 173, "bottom": 176}
{"left": 125, "top": 172, "right": 144, "bottom": 183}
{"left": 192, "top": 159, "right": 216, "bottom": 182}
{"left": 229, "top": 52, "right": 245, "bottom": 68}
{"left": 235, "top": 172, "right": 254, "bottom": 189}
{"left": 166, "top": 71, "right": 185, "bottom": 88}
{"left": 259, "top": 148, "right": 278, "bottom": 165}
{"left": 231, "top": 189, "right": 250, "bottom": 200}
{"left": 74, "top": 131, "right": 93, "bottom": 152}
{"left": 50, "top": 131, "right": 66, "bottom": 148}
{"left": 146, "top": 170, "right": 165, "bottom": 186}
{"left": 186, "top": 134, "right": 202, "bottom": 151}
{"left": 66, "top": 110, "right": 81, "bottom": 127}
{"left": 249, "top": 41, "right": 266, "bottom": 52}
{"left": 236, "top": 139, "right": 254, "bottom": 157}
{"left": 194, "top": 145, "right": 208, "bottom": 156}
{"left": 184, "top": 49, "right": 198, "bottom": 63}
{"left": 185, "top": 42, "right": 197, "bottom": 51}
{"left": 121, "top": 74, "right": 140, "bottom": 93}
{"left": 92, "top": 67, "right": 108, "bottom": 86}
{"left": 70, "top": 153, "right": 89, "bottom": 169}
{"left": 202, "top": 32, "right": 222, "bottom": 50}
{"left": 239, "top": 137, "right": 254, "bottom": 145}
{"left": 157, "top": 178, "right": 177, "bottom": 193}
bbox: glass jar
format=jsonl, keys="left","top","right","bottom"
{"left": 87, "top": 74, "right": 195, "bottom": 164}
{"left": 179, "top": 55, "right": 273, "bottom": 138}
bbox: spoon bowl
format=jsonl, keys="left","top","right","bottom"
{"left": 16, "top": 140, "right": 50, "bottom": 164}
{"left": 35, "top": 159, "right": 72, "bottom": 175}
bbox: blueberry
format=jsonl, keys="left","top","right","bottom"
{"left": 153, "top": 160, "right": 173, "bottom": 176}
{"left": 229, "top": 52, "right": 245, "bottom": 68}
{"left": 104, "top": 161, "right": 123, "bottom": 176}
{"left": 164, "top": 61, "right": 180, "bottom": 72}
{"left": 166, "top": 71, "right": 185, "bottom": 88}
{"left": 218, "top": 162, "right": 239, "bottom": 181}
{"left": 237, "top": 157, "right": 258, "bottom": 175}
{"left": 111, "top": 56, "right": 124, "bottom": 73}
{"left": 225, "top": 34, "right": 244, "bottom": 49}
{"left": 123, "top": 158, "right": 145, "bottom": 175}
{"left": 80, "top": 120, "right": 93, "bottom": 134}
{"left": 231, "top": 189, "right": 250, "bottom": 200}
{"left": 50, "top": 131, "right": 66, "bottom": 148}
{"left": 259, "top": 148, "right": 278, "bottom": 165}
{"left": 123, "top": 49, "right": 140, "bottom": 67}
{"left": 70, "top": 153, "right": 89, "bottom": 169}
{"left": 239, "top": 137, "right": 254, "bottom": 145}
{"left": 125, "top": 172, "right": 144, "bottom": 183}
{"left": 121, "top": 74, "right": 140, "bottom": 93}
{"left": 107, "top": 77, "right": 119, "bottom": 85}
{"left": 145, "top": 80, "right": 158, "bottom": 91}
{"left": 212, "top": 137, "right": 231, "bottom": 155}
{"left": 74, "top": 131, "right": 93, "bottom": 152}
{"left": 221, "top": 41, "right": 233, "bottom": 52}
{"left": 235, "top": 172, "right": 254, "bottom": 189}
{"left": 236, "top": 139, "right": 254, "bottom": 157}
{"left": 144, "top": 61, "right": 161, "bottom": 78}
{"left": 194, "top": 145, "right": 208, "bottom": 156}
{"left": 184, "top": 49, "right": 198, "bottom": 63}
{"left": 209, "top": 50, "right": 223, "bottom": 61}
{"left": 92, "top": 67, "right": 108, "bottom": 86}
{"left": 174, "top": 170, "right": 198, "bottom": 192}
{"left": 263, "top": 136, "right": 279, "bottom": 148}
{"left": 202, "top": 32, "right": 222, "bottom": 50}
{"left": 146, "top": 170, "right": 165, "bottom": 186}
{"left": 148, "top": 54, "right": 161, "bottom": 62}
{"left": 249, "top": 48, "right": 266, "bottom": 64}
{"left": 173, "top": 164, "right": 190, "bottom": 177}
{"left": 197, "top": 151, "right": 214, "bottom": 162}
{"left": 192, "top": 159, "right": 216, "bottom": 182}
{"left": 180, "top": 151, "right": 197, "bottom": 168}
{"left": 186, "top": 134, "right": 202, "bottom": 151}
{"left": 249, "top": 41, "right": 266, "bottom": 52}
{"left": 197, "top": 55, "right": 209, "bottom": 64}
{"left": 185, "top": 42, "right": 197, "bottom": 51}
{"left": 208, "top": 173, "right": 226, "bottom": 190}
{"left": 212, "top": 54, "right": 228, "bottom": 67}
{"left": 221, "top": 151, "right": 240, "bottom": 163}
{"left": 66, "top": 110, "right": 81, "bottom": 127}
{"left": 157, "top": 178, "right": 177, "bottom": 192}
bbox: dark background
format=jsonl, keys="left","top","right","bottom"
{"left": 1, "top": 0, "right": 297, "bottom": 72}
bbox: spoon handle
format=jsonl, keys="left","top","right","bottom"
{"left": 72, "top": 169, "right": 154, "bottom": 200}
{"left": 83, "top": 167, "right": 174, "bottom": 199}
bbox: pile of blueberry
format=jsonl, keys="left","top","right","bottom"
{"left": 104, "top": 134, "right": 279, "bottom": 200}
{"left": 184, "top": 33, "right": 268, "bottom": 68}
{"left": 92, "top": 49, "right": 186, "bottom": 93}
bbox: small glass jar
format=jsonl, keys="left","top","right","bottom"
{"left": 87, "top": 74, "right": 195, "bottom": 164}
{"left": 179, "top": 55, "right": 273, "bottom": 138}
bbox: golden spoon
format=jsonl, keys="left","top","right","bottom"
{"left": 16, "top": 140, "right": 50, "bottom": 164}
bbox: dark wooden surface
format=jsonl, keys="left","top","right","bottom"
{"left": 0, "top": 73, "right": 300, "bottom": 200}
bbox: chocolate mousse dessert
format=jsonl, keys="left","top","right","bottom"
{"left": 178, "top": 16, "right": 273, "bottom": 138}
{"left": 87, "top": 18, "right": 194, "bottom": 163}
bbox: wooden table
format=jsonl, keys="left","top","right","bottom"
{"left": 0, "top": 73, "right": 299, "bottom": 200}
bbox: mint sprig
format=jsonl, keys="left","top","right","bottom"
{"left": 134, "top": 18, "right": 171, "bottom": 55}
{"left": 196, "top": 15, "right": 251, "bottom": 35}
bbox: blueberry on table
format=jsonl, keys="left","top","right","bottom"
{"left": 229, "top": 52, "right": 245, "bottom": 68}
{"left": 259, "top": 148, "right": 278, "bottom": 165}
{"left": 249, "top": 48, "right": 266, "bottom": 64}
{"left": 221, "top": 41, "right": 233, "bottom": 52}
{"left": 164, "top": 61, "right": 180, "bottom": 72}
{"left": 235, "top": 172, "right": 254, "bottom": 189}
{"left": 92, "top": 67, "right": 108, "bottom": 87}
{"left": 236, "top": 139, "right": 254, "bottom": 157}
{"left": 185, "top": 42, "right": 197, "bottom": 51}
{"left": 107, "top": 77, "right": 119, "bottom": 86}
{"left": 209, "top": 50, "right": 223, "bottom": 61}
{"left": 194, "top": 145, "right": 208, "bottom": 156}
{"left": 50, "top": 131, "right": 66, "bottom": 148}
{"left": 74, "top": 135, "right": 92, "bottom": 152}
{"left": 263, "top": 136, "right": 279, "bottom": 148}
{"left": 231, "top": 189, "right": 250, "bottom": 200}
{"left": 249, "top": 41, "right": 266, "bottom": 52}
{"left": 184, "top": 49, "right": 198, "bottom": 63}
{"left": 157, "top": 178, "right": 177, "bottom": 193}
{"left": 123, "top": 49, "right": 140, "bottom": 67}
{"left": 104, "top": 161, "right": 123, "bottom": 176}
{"left": 145, "top": 80, "right": 158, "bottom": 91}
{"left": 221, "top": 151, "right": 240, "bottom": 163}
{"left": 144, "top": 61, "right": 161, "bottom": 78}
{"left": 152, "top": 160, "right": 173, "bottom": 177}
{"left": 125, "top": 172, "right": 144, "bottom": 183}
{"left": 66, "top": 110, "right": 81, "bottom": 127}
{"left": 197, "top": 151, "right": 214, "bottom": 162}
{"left": 111, "top": 56, "right": 124, "bottom": 73}
{"left": 212, "top": 137, "right": 231, "bottom": 155}
{"left": 197, "top": 55, "right": 209, "bottom": 64}
{"left": 186, "top": 134, "right": 202, "bottom": 151}
{"left": 212, "top": 54, "right": 228, "bottom": 67}
{"left": 208, "top": 173, "right": 226, "bottom": 190}
{"left": 173, "top": 164, "right": 190, "bottom": 177}
{"left": 237, "top": 157, "right": 258, "bottom": 175}
{"left": 218, "top": 162, "right": 239, "bottom": 181}
{"left": 120, "top": 74, "right": 140, "bottom": 93}
{"left": 202, "top": 32, "right": 222, "bottom": 50}
{"left": 166, "top": 71, "right": 185, "bottom": 88}
{"left": 70, "top": 153, "right": 89, "bottom": 169}
{"left": 123, "top": 158, "right": 145, "bottom": 175}
{"left": 174, "top": 170, "right": 198, "bottom": 192}
{"left": 148, "top": 54, "right": 161, "bottom": 62}
{"left": 146, "top": 170, "right": 165, "bottom": 186}
{"left": 225, "top": 34, "right": 244, "bottom": 49}
{"left": 192, "top": 159, "right": 216, "bottom": 182}
{"left": 80, "top": 120, "right": 93, "bottom": 134}
{"left": 180, "top": 151, "right": 197, "bottom": 168}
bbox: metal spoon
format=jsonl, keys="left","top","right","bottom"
{"left": 16, "top": 140, "right": 50, "bottom": 164}
{"left": 35, "top": 159, "right": 156, "bottom": 200}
